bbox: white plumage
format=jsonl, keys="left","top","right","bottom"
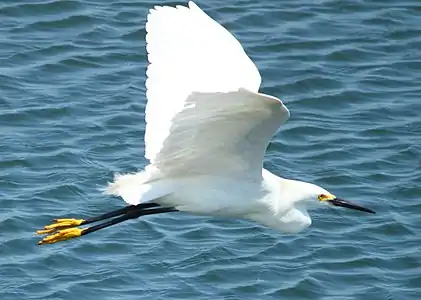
{"left": 104, "top": 1, "right": 374, "bottom": 233}
{"left": 144, "top": 1, "right": 263, "bottom": 164}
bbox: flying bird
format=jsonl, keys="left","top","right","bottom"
{"left": 37, "top": 1, "right": 374, "bottom": 245}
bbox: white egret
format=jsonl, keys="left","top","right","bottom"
{"left": 37, "top": 1, "right": 374, "bottom": 245}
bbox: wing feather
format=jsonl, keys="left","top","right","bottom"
{"left": 144, "top": 2, "right": 289, "bottom": 178}
{"left": 145, "top": 1, "right": 261, "bottom": 162}
{"left": 152, "top": 88, "right": 289, "bottom": 178}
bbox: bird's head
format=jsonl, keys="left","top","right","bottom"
{"left": 289, "top": 181, "right": 375, "bottom": 214}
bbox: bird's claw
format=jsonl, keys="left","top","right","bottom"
{"left": 37, "top": 227, "right": 85, "bottom": 245}
{"left": 36, "top": 218, "right": 85, "bottom": 235}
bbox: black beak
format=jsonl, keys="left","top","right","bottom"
{"left": 328, "top": 198, "right": 375, "bottom": 214}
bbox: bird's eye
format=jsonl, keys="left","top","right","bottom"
{"left": 318, "top": 194, "right": 327, "bottom": 201}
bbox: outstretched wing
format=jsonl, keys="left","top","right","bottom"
{"left": 144, "top": 2, "right": 289, "bottom": 178}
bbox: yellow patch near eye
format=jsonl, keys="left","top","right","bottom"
{"left": 318, "top": 194, "right": 334, "bottom": 201}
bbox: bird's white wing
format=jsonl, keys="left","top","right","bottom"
{"left": 151, "top": 88, "right": 289, "bottom": 178}
{"left": 144, "top": 1, "right": 289, "bottom": 178}
{"left": 145, "top": 2, "right": 261, "bottom": 161}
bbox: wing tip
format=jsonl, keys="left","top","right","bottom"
{"left": 149, "top": 2, "right": 197, "bottom": 14}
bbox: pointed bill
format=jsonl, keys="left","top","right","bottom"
{"left": 328, "top": 198, "right": 375, "bottom": 214}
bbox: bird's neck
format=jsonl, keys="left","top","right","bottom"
{"left": 262, "top": 169, "right": 318, "bottom": 210}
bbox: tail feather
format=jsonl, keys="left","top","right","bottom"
{"left": 104, "top": 170, "right": 173, "bottom": 205}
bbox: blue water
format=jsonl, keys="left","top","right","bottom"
{"left": 1, "top": 0, "right": 421, "bottom": 299}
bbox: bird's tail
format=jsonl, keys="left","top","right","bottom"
{"left": 104, "top": 167, "right": 173, "bottom": 205}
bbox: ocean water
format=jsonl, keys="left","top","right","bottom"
{"left": 1, "top": 0, "right": 420, "bottom": 299}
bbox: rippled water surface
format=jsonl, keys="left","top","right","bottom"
{"left": 1, "top": 0, "right": 421, "bottom": 299}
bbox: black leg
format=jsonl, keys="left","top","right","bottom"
{"left": 82, "top": 207, "right": 178, "bottom": 236}
{"left": 80, "top": 202, "right": 161, "bottom": 226}
{"left": 37, "top": 206, "right": 178, "bottom": 245}
{"left": 36, "top": 202, "right": 162, "bottom": 235}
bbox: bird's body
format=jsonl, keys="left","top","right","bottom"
{"left": 37, "top": 1, "right": 374, "bottom": 246}
{"left": 106, "top": 167, "right": 314, "bottom": 233}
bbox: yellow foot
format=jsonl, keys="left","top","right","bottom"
{"left": 36, "top": 218, "right": 85, "bottom": 235}
{"left": 38, "top": 227, "right": 85, "bottom": 245}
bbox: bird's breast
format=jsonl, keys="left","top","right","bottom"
{"left": 159, "top": 175, "right": 266, "bottom": 217}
